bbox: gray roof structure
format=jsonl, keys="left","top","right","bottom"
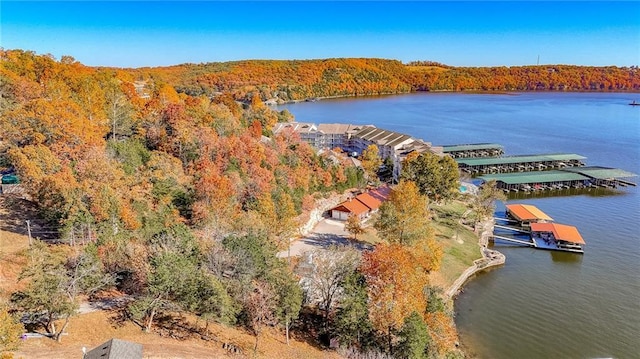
{"left": 353, "top": 127, "right": 411, "bottom": 146}
{"left": 84, "top": 338, "right": 142, "bottom": 359}
{"left": 480, "top": 170, "right": 589, "bottom": 184}
{"left": 561, "top": 166, "right": 638, "bottom": 179}
{"left": 456, "top": 153, "right": 586, "bottom": 166}
{"left": 442, "top": 143, "right": 504, "bottom": 152}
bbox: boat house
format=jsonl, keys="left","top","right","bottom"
{"left": 530, "top": 222, "right": 585, "bottom": 253}
{"left": 505, "top": 204, "right": 553, "bottom": 228}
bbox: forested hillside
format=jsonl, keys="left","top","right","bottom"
{"left": 0, "top": 49, "right": 364, "bottom": 355}
{"left": 2, "top": 48, "right": 630, "bottom": 358}
{"left": 1, "top": 49, "right": 468, "bottom": 359}
{"left": 123, "top": 58, "right": 639, "bottom": 102}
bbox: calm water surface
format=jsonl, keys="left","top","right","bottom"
{"left": 277, "top": 92, "right": 640, "bottom": 359}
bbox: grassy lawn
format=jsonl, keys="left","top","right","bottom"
{"left": 429, "top": 200, "right": 483, "bottom": 290}
{"left": 345, "top": 200, "right": 483, "bottom": 291}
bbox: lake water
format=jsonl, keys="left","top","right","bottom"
{"left": 277, "top": 92, "right": 640, "bottom": 359}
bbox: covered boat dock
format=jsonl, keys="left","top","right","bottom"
{"left": 456, "top": 153, "right": 586, "bottom": 175}
{"left": 480, "top": 170, "right": 590, "bottom": 192}
{"left": 505, "top": 203, "right": 554, "bottom": 228}
{"left": 560, "top": 166, "right": 637, "bottom": 188}
{"left": 480, "top": 167, "right": 637, "bottom": 192}
{"left": 530, "top": 222, "right": 585, "bottom": 253}
{"left": 442, "top": 143, "right": 504, "bottom": 158}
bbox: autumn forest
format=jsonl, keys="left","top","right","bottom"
{"left": 0, "top": 49, "right": 636, "bottom": 359}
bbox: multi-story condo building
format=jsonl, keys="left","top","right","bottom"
{"left": 273, "top": 122, "right": 444, "bottom": 181}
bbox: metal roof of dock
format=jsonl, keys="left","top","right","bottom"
{"left": 442, "top": 143, "right": 504, "bottom": 152}
{"left": 561, "top": 166, "right": 638, "bottom": 179}
{"left": 506, "top": 204, "right": 554, "bottom": 222}
{"left": 480, "top": 170, "right": 589, "bottom": 184}
{"left": 456, "top": 153, "right": 586, "bottom": 166}
{"left": 531, "top": 223, "right": 585, "bottom": 244}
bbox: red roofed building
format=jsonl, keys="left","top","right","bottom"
{"left": 354, "top": 192, "right": 382, "bottom": 213}
{"left": 331, "top": 198, "right": 370, "bottom": 220}
{"left": 330, "top": 186, "right": 390, "bottom": 221}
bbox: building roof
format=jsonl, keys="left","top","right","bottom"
{"left": 333, "top": 198, "right": 370, "bottom": 216}
{"left": 480, "top": 171, "right": 589, "bottom": 185}
{"left": 531, "top": 222, "right": 585, "bottom": 244}
{"left": 355, "top": 192, "right": 382, "bottom": 211}
{"left": 456, "top": 153, "right": 586, "bottom": 167}
{"left": 353, "top": 127, "right": 412, "bottom": 147}
{"left": 561, "top": 166, "right": 638, "bottom": 179}
{"left": 506, "top": 204, "right": 554, "bottom": 222}
{"left": 85, "top": 338, "right": 143, "bottom": 359}
{"left": 369, "top": 186, "right": 391, "bottom": 201}
{"left": 317, "top": 123, "right": 361, "bottom": 134}
{"left": 442, "top": 143, "right": 504, "bottom": 152}
{"left": 272, "top": 122, "right": 319, "bottom": 135}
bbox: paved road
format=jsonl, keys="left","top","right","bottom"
{"left": 277, "top": 218, "right": 370, "bottom": 257}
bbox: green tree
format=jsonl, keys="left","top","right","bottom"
{"left": 472, "top": 179, "right": 506, "bottom": 223}
{"left": 0, "top": 304, "right": 24, "bottom": 353}
{"left": 270, "top": 267, "right": 303, "bottom": 345}
{"left": 374, "top": 180, "right": 433, "bottom": 245}
{"left": 11, "top": 243, "right": 113, "bottom": 342}
{"left": 396, "top": 312, "right": 431, "bottom": 359}
{"left": 333, "top": 271, "right": 372, "bottom": 348}
{"left": 401, "top": 152, "right": 459, "bottom": 203}
{"left": 129, "top": 253, "right": 183, "bottom": 332}
{"left": 185, "top": 270, "right": 238, "bottom": 327}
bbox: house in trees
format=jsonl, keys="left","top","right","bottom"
{"left": 330, "top": 186, "right": 391, "bottom": 220}
{"left": 330, "top": 197, "right": 370, "bottom": 221}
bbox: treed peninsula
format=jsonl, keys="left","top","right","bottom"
{"left": 0, "top": 49, "right": 637, "bottom": 359}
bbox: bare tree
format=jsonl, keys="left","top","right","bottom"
{"left": 297, "top": 246, "right": 361, "bottom": 329}
{"left": 244, "top": 280, "right": 277, "bottom": 356}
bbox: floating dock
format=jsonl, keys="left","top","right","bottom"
{"left": 491, "top": 204, "right": 585, "bottom": 253}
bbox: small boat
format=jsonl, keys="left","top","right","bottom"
{"left": 629, "top": 100, "right": 640, "bottom": 106}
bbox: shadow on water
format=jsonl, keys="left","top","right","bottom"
{"left": 506, "top": 187, "right": 625, "bottom": 200}
{"left": 550, "top": 251, "right": 584, "bottom": 263}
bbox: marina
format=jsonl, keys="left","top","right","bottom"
{"left": 279, "top": 92, "right": 640, "bottom": 358}
{"left": 456, "top": 153, "right": 586, "bottom": 175}
{"left": 480, "top": 166, "right": 637, "bottom": 193}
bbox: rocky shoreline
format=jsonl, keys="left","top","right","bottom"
{"left": 445, "top": 218, "right": 505, "bottom": 299}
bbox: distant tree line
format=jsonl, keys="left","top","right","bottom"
{"left": 120, "top": 57, "right": 640, "bottom": 103}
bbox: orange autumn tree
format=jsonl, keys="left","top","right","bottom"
{"left": 374, "top": 180, "right": 434, "bottom": 246}
{"left": 361, "top": 243, "right": 432, "bottom": 355}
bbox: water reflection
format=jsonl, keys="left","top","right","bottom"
{"left": 506, "top": 187, "right": 623, "bottom": 200}
{"left": 549, "top": 251, "right": 584, "bottom": 263}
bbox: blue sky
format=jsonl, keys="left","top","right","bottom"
{"left": 1, "top": 1, "right": 638, "bottom": 68}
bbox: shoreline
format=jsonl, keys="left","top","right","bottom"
{"left": 445, "top": 217, "right": 504, "bottom": 299}
{"left": 267, "top": 89, "right": 640, "bottom": 106}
